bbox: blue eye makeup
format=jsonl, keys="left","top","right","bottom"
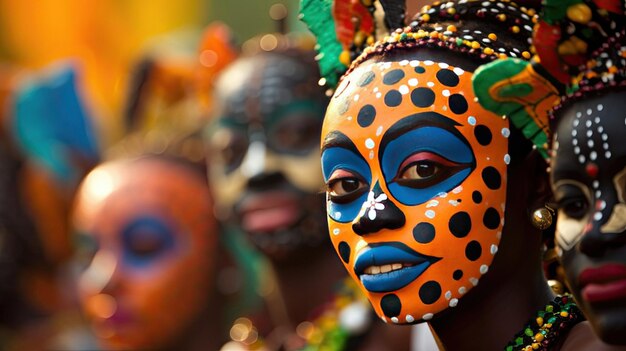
{"left": 322, "top": 132, "right": 372, "bottom": 223}
{"left": 121, "top": 216, "right": 177, "bottom": 267}
{"left": 380, "top": 113, "right": 475, "bottom": 206}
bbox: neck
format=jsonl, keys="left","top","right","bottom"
{"left": 430, "top": 233, "right": 554, "bottom": 350}
{"left": 266, "top": 243, "right": 347, "bottom": 328}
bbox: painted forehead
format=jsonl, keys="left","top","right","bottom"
{"left": 553, "top": 93, "right": 626, "bottom": 176}
{"left": 325, "top": 59, "right": 502, "bottom": 145}
{"left": 216, "top": 53, "right": 327, "bottom": 126}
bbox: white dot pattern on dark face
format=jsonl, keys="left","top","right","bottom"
{"left": 571, "top": 105, "right": 612, "bottom": 166}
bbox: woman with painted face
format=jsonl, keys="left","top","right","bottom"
{"left": 206, "top": 29, "right": 413, "bottom": 350}
{"left": 475, "top": 0, "right": 626, "bottom": 346}
{"left": 72, "top": 147, "right": 228, "bottom": 351}
{"left": 303, "top": 0, "right": 595, "bottom": 349}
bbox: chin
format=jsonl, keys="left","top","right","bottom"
{"left": 586, "top": 306, "right": 626, "bottom": 345}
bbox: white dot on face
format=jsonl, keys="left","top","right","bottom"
{"left": 469, "top": 277, "right": 479, "bottom": 286}
{"left": 598, "top": 126, "right": 604, "bottom": 133}
{"left": 594, "top": 212, "right": 603, "bottom": 221}
{"left": 333, "top": 228, "right": 340, "bottom": 235}
{"left": 376, "top": 126, "right": 383, "bottom": 136}
{"left": 369, "top": 150, "right": 375, "bottom": 159}
{"left": 427, "top": 82, "right": 435, "bottom": 87}
{"left": 442, "top": 89, "right": 451, "bottom": 97}
{"left": 606, "top": 151, "right": 612, "bottom": 158}
{"left": 354, "top": 94, "right": 360, "bottom": 102}
{"left": 365, "top": 138, "right": 375, "bottom": 149}
{"left": 335, "top": 212, "right": 342, "bottom": 219}
{"left": 574, "top": 146, "right": 581, "bottom": 155}
{"left": 594, "top": 117, "right": 601, "bottom": 124}
{"left": 449, "top": 298, "right": 459, "bottom": 307}
{"left": 572, "top": 139, "right": 578, "bottom": 146}
{"left": 587, "top": 130, "right": 593, "bottom": 138}
{"left": 593, "top": 180, "right": 600, "bottom": 189}
{"left": 399, "top": 60, "right": 409, "bottom": 66}
{"left": 424, "top": 60, "right": 434, "bottom": 66}
{"left": 399, "top": 85, "right": 410, "bottom": 95}
{"left": 410, "top": 60, "right": 420, "bottom": 67}
{"left": 590, "top": 151, "right": 597, "bottom": 160}
{"left": 573, "top": 119, "right": 580, "bottom": 127}
{"left": 587, "top": 108, "right": 593, "bottom": 115}
{"left": 445, "top": 291, "right": 452, "bottom": 300}
{"left": 576, "top": 112, "right": 582, "bottom": 118}
{"left": 596, "top": 190, "right": 602, "bottom": 199}
{"left": 504, "top": 154, "right": 511, "bottom": 165}
{"left": 588, "top": 140, "right": 595, "bottom": 148}
{"left": 422, "top": 313, "right": 434, "bottom": 321}
{"left": 597, "top": 104, "right": 604, "bottom": 111}
{"left": 438, "top": 62, "right": 450, "bottom": 69}
{"left": 501, "top": 128, "right": 510, "bottom": 138}
{"left": 490, "top": 244, "right": 498, "bottom": 255}
{"left": 406, "top": 315, "right": 415, "bottom": 323}
{"left": 408, "top": 78, "right": 418, "bottom": 86}
{"left": 602, "top": 134, "right": 609, "bottom": 141}
{"left": 376, "top": 92, "right": 382, "bottom": 99}
{"left": 479, "top": 265, "right": 489, "bottom": 274}
{"left": 586, "top": 120, "right": 592, "bottom": 127}
{"left": 458, "top": 286, "right": 467, "bottom": 294}
{"left": 425, "top": 210, "right": 436, "bottom": 218}
{"left": 578, "top": 155, "right": 586, "bottom": 164}
{"left": 453, "top": 67, "right": 464, "bottom": 75}
{"left": 391, "top": 317, "right": 399, "bottom": 323}
{"left": 572, "top": 129, "right": 578, "bottom": 137}
{"left": 468, "top": 116, "right": 477, "bottom": 125}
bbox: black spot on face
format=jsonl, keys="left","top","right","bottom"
{"left": 380, "top": 294, "right": 402, "bottom": 317}
{"left": 338, "top": 242, "right": 351, "bottom": 264}
{"left": 413, "top": 222, "right": 436, "bottom": 244}
{"left": 453, "top": 270, "right": 463, "bottom": 280}
{"left": 411, "top": 87, "right": 435, "bottom": 108}
{"left": 449, "top": 94, "right": 468, "bottom": 114}
{"left": 465, "top": 241, "right": 482, "bottom": 261}
{"left": 415, "top": 66, "right": 426, "bottom": 74}
{"left": 357, "top": 71, "right": 376, "bottom": 87}
{"left": 482, "top": 167, "right": 502, "bottom": 190}
{"left": 449, "top": 211, "right": 472, "bottom": 238}
{"left": 472, "top": 191, "right": 482, "bottom": 204}
{"left": 436, "top": 69, "right": 460, "bottom": 87}
{"left": 383, "top": 69, "right": 405, "bottom": 85}
{"left": 474, "top": 125, "right": 493, "bottom": 146}
{"left": 357, "top": 104, "right": 376, "bottom": 128}
{"left": 483, "top": 207, "right": 501, "bottom": 230}
{"left": 384, "top": 90, "right": 402, "bottom": 107}
{"left": 419, "top": 281, "right": 442, "bottom": 305}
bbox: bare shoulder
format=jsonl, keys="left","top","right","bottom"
{"left": 560, "top": 322, "right": 626, "bottom": 351}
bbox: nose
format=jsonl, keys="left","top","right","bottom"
{"left": 352, "top": 182, "right": 405, "bottom": 235}
{"left": 79, "top": 250, "right": 119, "bottom": 294}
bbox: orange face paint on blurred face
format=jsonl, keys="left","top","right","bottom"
{"left": 73, "top": 158, "right": 217, "bottom": 349}
{"left": 321, "top": 58, "right": 510, "bottom": 323}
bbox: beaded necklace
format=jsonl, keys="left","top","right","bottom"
{"left": 505, "top": 295, "right": 584, "bottom": 351}
{"left": 225, "top": 278, "right": 372, "bottom": 351}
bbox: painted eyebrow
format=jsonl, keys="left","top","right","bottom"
{"left": 321, "top": 130, "right": 363, "bottom": 157}
{"left": 379, "top": 112, "right": 465, "bottom": 156}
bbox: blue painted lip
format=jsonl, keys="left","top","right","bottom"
{"left": 354, "top": 242, "right": 440, "bottom": 293}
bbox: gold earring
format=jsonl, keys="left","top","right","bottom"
{"left": 531, "top": 206, "right": 553, "bottom": 230}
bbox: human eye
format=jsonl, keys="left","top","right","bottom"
{"left": 395, "top": 152, "right": 468, "bottom": 188}
{"left": 122, "top": 217, "right": 175, "bottom": 265}
{"left": 554, "top": 183, "right": 591, "bottom": 219}
{"left": 326, "top": 169, "right": 369, "bottom": 204}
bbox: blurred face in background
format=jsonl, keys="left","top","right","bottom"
{"left": 72, "top": 157, "right": 217, "bottom": 350}
{"left": 207, "top": 50, "right": 329, "bottom": 261}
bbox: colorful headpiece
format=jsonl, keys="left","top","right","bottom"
{"left": 473, "top": 0, "right": 626, "bottom": 158}
{"left": 301, "top": 0, "right": 537, "bottom": 91}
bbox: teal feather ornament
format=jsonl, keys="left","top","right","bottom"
{"left": 299, "top": 0, "right": 347, "bottom": 89}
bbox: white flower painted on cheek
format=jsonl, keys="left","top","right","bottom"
{"left": 362, "top": 191, "right": 387, "bottom": 220}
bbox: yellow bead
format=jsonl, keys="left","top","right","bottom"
{"left": 484, "top": 47, "right": 494, "bottom": 55}
{"left": 339, "top": 51, "right": 351, "bottom": 66}
{"left": 535, "top": 333, "right": 545, "bottom": 342}
{"left": 522, "top": 51, "right": 531, "bottom": 59}
{"left": 560, "top": 311, "right": 569, "bottom": 318}
{"left": 354, "top": 31, "right": 366, "bottom": 47}
{"left": 422, "top": 14, "right": 431, "bottom": 22}
{"left": 447, "top": 25, "right": 457, "bottom": 32}
{"left": 447, "top": 8, "right": 456, "bottom": 15}
{"left": 366, "top": 36, "right": 375, "bottom": 45}
{"left": 532, "top": 343, "right": 540, "bottom": 350}
{"left": 512, "top": 26, "right": 520, "bottom": 33}
{"left": 567, "top": 3, "right": 592, "bottom": 24}
{"left": 497, "top": 14, "right": 507, "bottom": 21}
{"left": 536, "top": 317, "right": 543, "bottom": 326}
{"left": 471, "top": 41, "right": 481, "bottom": 49}
{"left": 488, "top": 33, "right": 497, "bottom": 41}
{"left": 498, "top": 53, "right": 508, "bottom": 59}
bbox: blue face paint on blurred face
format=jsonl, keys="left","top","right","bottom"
{"left": 121, "top": 216, "right": 177, "bottom": 268}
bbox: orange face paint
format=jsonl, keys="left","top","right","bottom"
{"left": 321, "top": 59, "right": 509, "bottom": 323}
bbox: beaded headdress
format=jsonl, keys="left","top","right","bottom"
{"left": 472, "top": 0, "right": 626, "bottom": 159}
{"left": 300, "top": 0, "right": 538, "bottom": 92}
